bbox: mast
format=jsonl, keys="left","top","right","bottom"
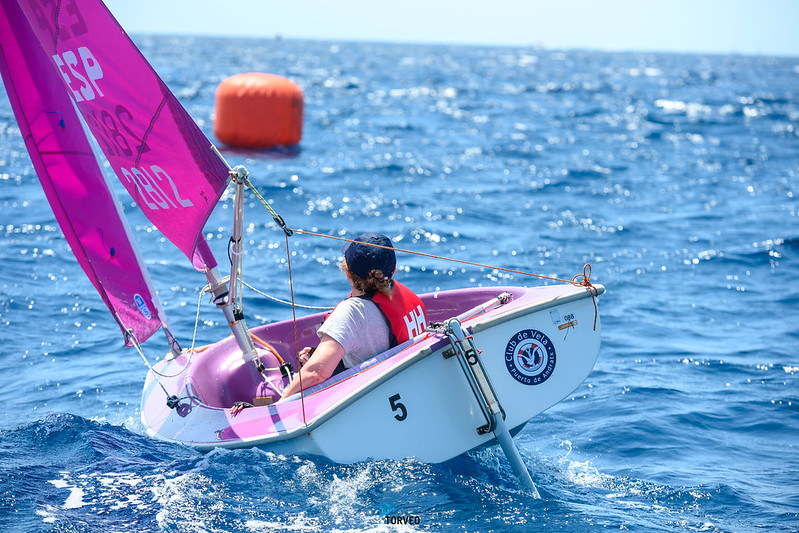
{"left": 204, "top": 264, "right": 261, "bottom": 368}
{"left": 198, "top": 161, "right": 263, "bottom": 372}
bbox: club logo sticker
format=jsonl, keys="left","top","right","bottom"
{"left": 504, "top": 329, "right": 556, "bottom": 385}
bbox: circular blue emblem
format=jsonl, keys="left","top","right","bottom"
{"left": 504, "top": 329, "right": 556, "bottom": 385}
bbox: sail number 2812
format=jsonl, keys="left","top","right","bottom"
{"left": 120, "top": 165, "right": 194, "bottom": 210}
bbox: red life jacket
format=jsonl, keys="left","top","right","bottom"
{"left": 368, "top": 281, "right": 427, "bottom": 346}
{"left": 325, "top": 281, "right": 427, "bottom": 347}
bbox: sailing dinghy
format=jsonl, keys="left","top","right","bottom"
{"left": 0, "top": 0, "right": 604, "bottom": 495}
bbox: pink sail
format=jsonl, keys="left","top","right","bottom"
{"left": 14, "top": 0, "right": 228, "bottom": 270}
{"left": 0, "top": 0, "right": 163, "bottom": 343}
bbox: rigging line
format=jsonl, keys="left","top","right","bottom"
{"left": 135, "top": 93, "right": 167, "bottom": 168}
{"left": 293, "top": 229, "right": 600, "bottom": 329}
{"left": 147, "top": 285, "right": 206, "bottom": 379}
{"left": 240, "top": 279, "right": 335, "bottom": 311}
{"left": 52, "top": 0, "right": 62, "bottom": 52}
{"left": 284, "top": 232, "right": 306, "bottom": 424}
{"left": 293, "top": 229, "right": 576, "bottom": 285}
{"left": 125, "top": 327, "right": 175, "bottom": 402}
{"left": 243, "top": 180, "right": 597, "bottom": 363}
{"left": 239, "top": 175, "right": 293, "bottom": 236}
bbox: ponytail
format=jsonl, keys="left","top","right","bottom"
{"left": 341, "top": 261, "right": 393, "bottom": 298}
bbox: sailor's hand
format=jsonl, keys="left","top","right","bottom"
{"left": 230, "top": 401, "right": 253, "bottom": 416}
{"left": 297, "top": 346, "right": 316, "bottom": 367}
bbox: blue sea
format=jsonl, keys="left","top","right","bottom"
{"left": 1, "top": 35, "right": 798, "bottom": 532}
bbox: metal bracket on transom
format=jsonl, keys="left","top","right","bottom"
{"left": 441, "top": 317, "right": 542, "bottom": 498}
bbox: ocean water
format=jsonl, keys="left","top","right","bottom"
{"left": 1, "top": 34, "right": 798, "bottom": 532}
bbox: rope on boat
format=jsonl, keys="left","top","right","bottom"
{"left": 291, "top": 230, "right": 600, "bottom": 330}
{"left": 140, "top": 287, "right": 207, "bottom": 381}
{"left": 125, "top": 328, "right": 179, "bottom": 409}
{"left": 283, "top": 231, "right": 307, "bottom": 424}
{"left": 240, "top": 279, "right": 334, "bottom": 311}
{"left": 571, "top": 264, "right": 599, "bottom": 330}
{"left": 249, "top": 331, "right": 294, "bottom": 386}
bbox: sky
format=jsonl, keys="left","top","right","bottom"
{"left": 103, "top": 0, "right": 799, "bottom": 58}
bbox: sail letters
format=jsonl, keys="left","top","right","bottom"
{"left": 0, "top": 0, "right": 164, "bottom": 343}
{"left": 28, "top": 0, "right": 88, "bottom": 41}
{"left": 52, "top": 46, "right": 103, "bottom": 101}
{"left": 121, "top": 166, "right": 194, "bottom": 210}
{"left": 13, "top": 0, "right": 229, "bottom": 267}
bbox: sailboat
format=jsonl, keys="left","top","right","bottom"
{"left": 0, "top": 0, "right": 603, "bottom": 495}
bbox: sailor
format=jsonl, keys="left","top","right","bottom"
{"left": 231, "top": 232, "right": 426, "bottom": 415}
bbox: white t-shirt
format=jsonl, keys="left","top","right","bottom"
{"left": 317, "top": 297, "right": 391, "bottom": 369}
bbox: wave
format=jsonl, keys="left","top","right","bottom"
{"left": 2, "top": 413, "right": 189, "bottom": 466}
{"left": 14, "top": 411, "right": 780, "bottom": 532}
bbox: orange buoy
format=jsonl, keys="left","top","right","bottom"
{"left": 213, "top": 73, "right": 303, "bottom": 148}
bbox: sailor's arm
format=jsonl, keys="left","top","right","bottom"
{"left": 280, "top": 334, "right": 344, "bottom": 398}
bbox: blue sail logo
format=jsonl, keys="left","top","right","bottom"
{"left": 134, "top": 293, "right": 152, "bottom": 319}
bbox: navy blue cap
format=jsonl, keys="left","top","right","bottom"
{"left": 343, "top": 232, "right": 396, "bottom": 280}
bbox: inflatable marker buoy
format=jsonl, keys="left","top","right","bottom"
{"left": 213, "top": 73, "right": 303, "bottom": 148}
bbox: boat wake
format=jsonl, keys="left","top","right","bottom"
{"left": 6, "top": 412, "right": 761, "bottom": 532}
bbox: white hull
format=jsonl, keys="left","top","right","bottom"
{"left": 142, "top": 284, "right": 603, "bottom": 463}
{"left": 305, "top": 289, "right": 600, "bottom": 462}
